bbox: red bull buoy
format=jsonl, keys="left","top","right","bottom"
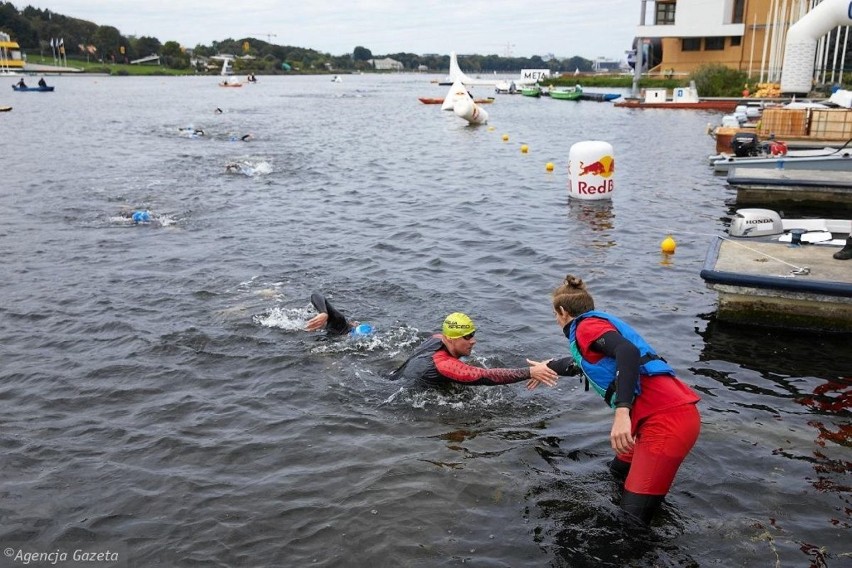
{"left": 568, "top": 141, "right": 614, "bottom": 201}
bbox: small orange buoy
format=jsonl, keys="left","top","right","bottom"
{"left": 661, "top": 235, "right": 676, "bottom": 254}
{"left": 520, "top": 144, "right": 529, "bottom": 154}
{"left": 545, "top": 162, "right": 554, "bottom": 172}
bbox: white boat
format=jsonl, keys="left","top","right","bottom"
{"left": 711, "top": 149, "right": 852, "bottom": 173}
{"left": 700, "top": 208, "right": 852, "bottom": 331}
{"left": 331, "top": 75, "right": 342, "bottom": 83}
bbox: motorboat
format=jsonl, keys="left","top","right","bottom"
{"left": 700, "top": 208, "right": 852, "bottom": 331}
{"left": 520, "top": 85, "right": 541, "bottom": 97}
{"left": 711, "top": 149, "right": 852, "bottom": 173}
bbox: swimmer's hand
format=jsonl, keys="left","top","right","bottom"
{"left": 525, "top": 358, "right": 558, "bottom": 390}
{"left": 305, "top": 312, "right": 329, "bottom": 332}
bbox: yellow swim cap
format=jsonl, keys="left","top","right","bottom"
{"left": 442, "top": 312, "right": 476, "bottom": 338}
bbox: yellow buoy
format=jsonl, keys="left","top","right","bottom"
{"left": 520, "top": 144, "right": 529, "bottom": 154}
{"left": 502, "top": 134, "right": 509, "bottom": 142}
{"left": 661, "top": 235, "right": 676, "bottom": 254}
{"left": 488, "top": 126, "right": 495, "bottom": 131}
{"left": 545, "top": 162, "right": 554, "bottom": 172}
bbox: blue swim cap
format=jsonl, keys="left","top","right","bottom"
{"left": 351, "top": 323, "right": 374, "bottom": 336}
{"left": 131, "top": 211, "right": 151, "bottom": 223}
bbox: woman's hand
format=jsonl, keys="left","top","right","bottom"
{"left": 610, "top": 407, "right": 635, "bottom": 454}
{"left": 525, "top": 359, "right": 558, "bottom": 390}
{"left": 305, "top": 312, "right": 329, "bottom": 331}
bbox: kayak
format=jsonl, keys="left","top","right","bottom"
{"left": 0, "top": 106, "right": 11, "bottom": 112}
{"left": 12, "top": 85, "right": 54, "bottom": 92}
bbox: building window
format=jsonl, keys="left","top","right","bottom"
{"left": 682, "top": 38, "right": 701, "bottom": 52}
{"left": 732, "top": 0, "right": 745, "bottom": 24}
{"left": 730, "top": 36, "right": 742, "bottom": 47}
{"left": 705, "top": 37, "right": 725, "bottom": 50}
{"left": 655, "top": 1, "right": 676, "bottom": 25}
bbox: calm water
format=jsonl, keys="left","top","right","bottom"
{"left": 2, "top": 74, "right": 849, "bottom": 567}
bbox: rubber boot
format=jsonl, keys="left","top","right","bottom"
{"left": 608, "top": 457, "right": 632, "bottom": 481}
{"left": 620, "top": 490, "right": 665, "bottom": 526}
{"left": 833, "top": 237, "right": 852, "bottom": 260}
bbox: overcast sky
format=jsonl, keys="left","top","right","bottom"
{"left": 27, "top": 0, "right": 641, "bottom": 61}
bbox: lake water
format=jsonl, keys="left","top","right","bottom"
{"left": 2, "top": 74, "right": 849, "bottom": 568}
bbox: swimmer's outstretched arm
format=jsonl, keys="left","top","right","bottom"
{"left": 306, "top": 292, "right": 352, "bottom": 335}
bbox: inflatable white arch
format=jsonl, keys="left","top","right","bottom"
{"left": 780, "top": 0, "right": 852, "bottom": 94}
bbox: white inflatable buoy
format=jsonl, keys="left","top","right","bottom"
{"left": 568, "top": 140, "right": 614, "bottom": 200}
{"left": 442, "top": 80, "right": 471, "bottom": 111}
{"left": 454, "top": 97, "right": 488, "bottom": 125}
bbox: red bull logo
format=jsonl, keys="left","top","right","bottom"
{"left": 570, "top": 154, "right": 614, "bottom": 195}
{"left": 578, "top": 155, "right": 614, "bottom": 178}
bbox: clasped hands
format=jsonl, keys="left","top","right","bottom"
{"left": 525, "top": 358, "right": 558, "bottom": 390}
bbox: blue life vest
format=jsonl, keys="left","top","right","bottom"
{"left": 568, "top": 310, "right": 675, "bottom": 407}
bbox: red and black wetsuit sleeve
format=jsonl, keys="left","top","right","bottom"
{"left": 432, "top": 349, "right": 530, "bottom": 386}
{"left": 310, "top": 292, "right": 351, "bottom": 336}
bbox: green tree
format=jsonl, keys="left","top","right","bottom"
{"left": 161, "top": 40, "right": 189, "bottom": 69}
{"left": 133, "top": 36, "right": 161, "bottom": 58}
{"left": 352, "top": 45, "right": 372, "bottom": 61}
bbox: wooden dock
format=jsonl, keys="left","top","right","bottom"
{"left": 726, "top": 168, "right": 852, "bottom": 209}
{"left": 700, "top": 237, "right": 852, "bottom": 331}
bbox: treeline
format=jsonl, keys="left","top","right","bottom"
{"left": 0, "top": 2, "right": 599, "bottom": 73}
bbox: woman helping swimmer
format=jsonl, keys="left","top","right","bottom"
{"left": 538, "top": 274, "right": 701, "bottom": 525}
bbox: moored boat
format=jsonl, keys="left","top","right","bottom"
{"left": 520, "top": 85, "right": 541, "bottom": 97}
{"left": 549, "top": 86, "right": 582, "bottom": 101}
{"left": 418, "top": 97, "right": 494, "bottom": 105}
{"left": 711, "top": 149, "right": 852, "bottom": 173}
{"left": 700, "top": 208, "right": 852, "bottom": 331}
{"left": 0, "top": 105, "right": 11, "bottom": 111}
{"left": 579, "top": 91, "right": 621, "bottom": 102}
{"left": 615, "top": 82, "right": 740, "bottom": 112}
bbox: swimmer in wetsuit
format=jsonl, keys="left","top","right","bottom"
{"left": 388, "top": 312, "right": 568, "bottom": 388}
{"left": 306, "top": 292, "right": 373, "bottom": 336}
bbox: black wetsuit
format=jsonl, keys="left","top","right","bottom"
{"left": 310, "top": 293, "right": 351, "bottom": 336}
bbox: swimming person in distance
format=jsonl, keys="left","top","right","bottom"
{"left": 178, "top": 127, "right": 204, "bottom": 137}
{"left": 388, "top": 312, "right": 568, "bottom": 388}
{"left": 131, "top": 210, "right": 152, "bottom": 224}
{"left": 305, "top": 292, "right": 373, "bottom": 337}
{"left": 542, "top": 274, "right": 701, "bottom": 526}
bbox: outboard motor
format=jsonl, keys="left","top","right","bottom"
{"left": 730, "top": 208, "right": 783, "bottom": 237}
{"left": 730, "top": 132, "right": 761, "bottom": 157}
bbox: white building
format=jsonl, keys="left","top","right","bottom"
{"left": 368, "top": 57, "right": 404, "bottom": 71}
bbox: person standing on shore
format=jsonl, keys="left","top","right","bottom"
{"left": 546, "top": 274, "right": 701, "bottom": 525}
